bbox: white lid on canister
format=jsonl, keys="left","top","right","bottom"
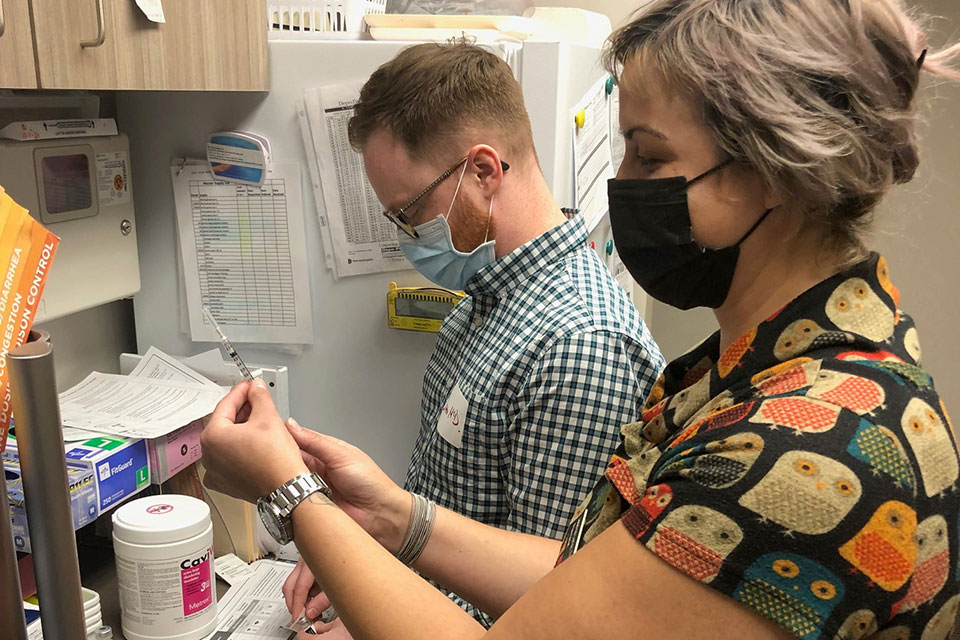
{"left": 112, "top": 495, "right": 211, "bottom": 545}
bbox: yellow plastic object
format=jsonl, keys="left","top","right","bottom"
{"left": 575, "top": 109, "right": 586, "bottom": 130}
{"left": 387, "top": 283, "right": 465, "bottom": 333}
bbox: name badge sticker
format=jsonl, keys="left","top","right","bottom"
{"left": 437, "top": 383, "right": 468, "bottom": 449}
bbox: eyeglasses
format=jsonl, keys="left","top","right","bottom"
{"left": 383, "top": 156, "right": 510, "bottom": 239}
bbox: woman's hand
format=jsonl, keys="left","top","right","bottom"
{"left": 201, "top": 379, "right": 309, "bottom": 502}
{"left": 283, "top": 558, "right": 348, "bottom": 630}
{"left": 285, "top": 419, "right": 412, "bottom": 552}
{"left": 280, "top": 420, "right": 412, "bottom": 624}
{"left": 297, "top": 617, "right": 351, "bottom": 639}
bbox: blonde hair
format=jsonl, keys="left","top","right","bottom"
{"left": 605, "top": 0, "right": 960, "bottom": 257}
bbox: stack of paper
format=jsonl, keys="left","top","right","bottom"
{"left": 0, "top": 185, "right": 60, "bottom": 452}
{"left": 210, "top": 559, "right": 299, "bottom": 640}
{"left": 60, "top": 347, "right": 227, "bottom": 441}
{"left": 301, "top": 83, "right": 411, "bottom": 278}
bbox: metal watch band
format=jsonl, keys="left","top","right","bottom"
{"left": 267, "top": 472, "right": 331, "bottom": 519}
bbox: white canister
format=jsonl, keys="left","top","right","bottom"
{"left": 112, "top": 495, "right": 217, "bottom": 640}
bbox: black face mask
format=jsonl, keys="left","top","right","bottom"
{"left": 608, "top": 163, "right": 773, "bottom": 310}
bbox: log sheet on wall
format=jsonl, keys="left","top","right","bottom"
{"left": 171, "top": 161, "right": 314, "bottom": 345}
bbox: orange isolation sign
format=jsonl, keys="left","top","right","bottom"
{"left": 0, "top": 185, "right": 60, "bottom": 452}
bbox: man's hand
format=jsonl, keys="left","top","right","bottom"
{"left": 201, "top": 379, "right": 309, "bottom": 502}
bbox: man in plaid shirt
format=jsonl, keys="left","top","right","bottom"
{"left": 284, "top": 42, "right": 663, "bottom": 626}
{"left": 403, "top": 209, "right": 662, "bottom": 624}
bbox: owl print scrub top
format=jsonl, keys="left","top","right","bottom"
{"left": 557, "top": 253, "right": 960, "bottom": 640}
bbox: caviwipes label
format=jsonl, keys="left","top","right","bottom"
{"left": 180, "top": 547, "right": 214, "bottom": 617}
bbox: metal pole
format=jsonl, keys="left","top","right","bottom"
{"left": 8, "top": 331, "right": 85, "bottom": 640}
{"left": 0, "top": 462, "right": 28, "bottom": 640}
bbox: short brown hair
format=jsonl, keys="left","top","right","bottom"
{"left": 348, "top": 42, "right": 535, "bottom": 166}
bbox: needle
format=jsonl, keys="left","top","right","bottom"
{"left": 203, "top": 307, "right": 254, "bottom": 382}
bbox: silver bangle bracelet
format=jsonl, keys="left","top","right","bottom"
{"left": 396, "top": 492, "right": 437, "bottom": 566}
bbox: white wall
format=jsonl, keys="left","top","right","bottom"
{"left": 35, "top": 300, "right": 138, "bottom": 391}
{"left": 872, "top": 0, "right": 960, "bottom": 413}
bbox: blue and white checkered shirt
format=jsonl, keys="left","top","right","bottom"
{"left": 404, "top": 216, "right": 664, "bottom": 623}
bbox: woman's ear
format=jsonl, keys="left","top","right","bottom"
{"left": 729, "top": 164, "right": 781, "bottom": 212}
{"left": 761, "top": 178, "right": 782, "bottom": 212}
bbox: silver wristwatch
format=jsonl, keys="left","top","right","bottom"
{"left": 257, "top": 473, "right": 331, "bottom": 545}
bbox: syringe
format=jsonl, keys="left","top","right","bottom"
{"left": 203, "top": 307, "right": 255, "bottom": 382}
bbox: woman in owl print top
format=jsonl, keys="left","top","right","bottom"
{"left": 198, "top": 2, "right": 960, "bottom": 640}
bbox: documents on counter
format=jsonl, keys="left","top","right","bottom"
{"left": 211, "top": 559, "right": 299, "bottom": 640}
{"left": 59, "top": 347, "right": 227, "bottom": 441}
{"left": 171, "top": 160, "right": 314, "bottom": 345}
{"left": 214, "top": 552, "right": 256, "bottom": 587}
{"left": 302, "top": 83, "right": 412, "bottom": 278}
{"left": 0, "top": 186, "right": 60, "bottom": 452}
{"left": 178, "top": 347, "right": 255, "bottom": 386}
{"left": 131, "top": 345, "right": 224, "bottom": 389}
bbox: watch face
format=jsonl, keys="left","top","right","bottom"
{"left": 258, "top": 500, "right": 287, "bottom": 544}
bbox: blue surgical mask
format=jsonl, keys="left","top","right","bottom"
{"left": 398, "top": 163, "right": 496, "bottom": 291}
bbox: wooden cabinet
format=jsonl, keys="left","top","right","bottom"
{"left": 0, "top": 0, "right": 39, "bottom": 88}
{"left": 153, "top": 0, "right": 269, "bottom": 92}
{"left": 2, "top": 0, "right": 268, "bottom": 91}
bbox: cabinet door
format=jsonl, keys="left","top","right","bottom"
{"left": 155, "top": 0, "right": 268, "bottom": 91}
{"left": 30, "top": 0, "right": 162, "bottom": 90}
{"left": 30, "top": 0, "right": 267, "bottom": 91}
{"left": 0, "top": 0, "right": 39, "bottom": 88}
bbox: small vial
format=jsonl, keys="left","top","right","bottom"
{"left": 94, "top": 626, "right": 113, "bottom": 640}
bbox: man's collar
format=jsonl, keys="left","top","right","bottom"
{"left": 465, "top": 216, "right": 588, "bottom": 297}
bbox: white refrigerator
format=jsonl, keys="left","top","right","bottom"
{"left": 117, "top": 37, "right": 618, "bottom": 482}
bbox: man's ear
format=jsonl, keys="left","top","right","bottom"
{"left": 467, "top": 145, "right": 505, "bottom": 196}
